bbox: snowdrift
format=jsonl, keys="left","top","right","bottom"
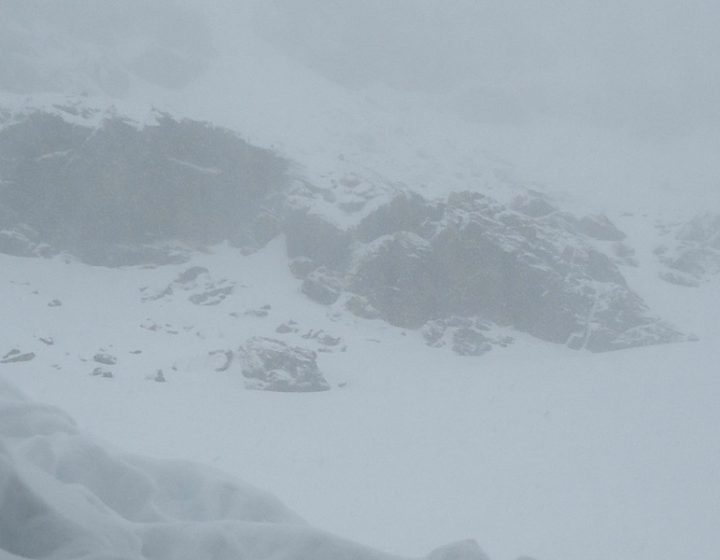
{"left": 0, "top": 376, "right": 489, "bottom": 560}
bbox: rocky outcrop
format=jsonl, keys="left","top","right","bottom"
{"left": 143, "top": 266, "right": 235, "bottom": 305}
{"left": 287, "top": 191, "right": 687, "bottom": 352}
{"left": 0, "top": 108, "right": 289, "bottom": 265}
{"left": 656, "top": 213, "right": 720, "bottom": 286}
{"left": 423, "top": 317, "right": 513, "bottom": 356}
{"left": 0, "top": 103, "right": 688, "bottom": 354}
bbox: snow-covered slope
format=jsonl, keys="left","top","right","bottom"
{"left": 1, "top": 233, "right": 719, "bottom": 560}
{"left": 1, "top": 3, "right": 719, "bottom": 560}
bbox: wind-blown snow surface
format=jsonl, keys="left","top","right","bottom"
{"left": 1, "top": 234, "right": 719, "bottom": 560}
{"left": 0, "top": 375, "right": 495, "bottom": 560}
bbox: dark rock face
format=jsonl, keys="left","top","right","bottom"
{"left": 350, "top": 232, "right": 436, "bottom": 328}
{"left": 354, "top": 192, "right": 443, "bottom": 242}
{"left": 237, "top": 337, "right": 330, "bottom": 392}
{"left": 656, "top": 214, "right": 720, "bottom": 285}
{"left": 289, "top": 191, "right": 686, "bottom": 352}
{"left": 0, "top": 109, "right": 289, "bottom": 265}
{"left": 284, "top": 211, "right": 352, "bottom": 268}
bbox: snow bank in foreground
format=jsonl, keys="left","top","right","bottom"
{"left": 0, "top": 376, "right": 490, "bottom": 560}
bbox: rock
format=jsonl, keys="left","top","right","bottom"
{"left": 509, "top": 190, "right": 557, "bottom": 218}
{"left": 48, "top": 299, "right": 62, "bottom": 307}
{"left": 345, "top": 294, "right": 382, "bottom": 319}
{"left": 154, "top": 370, "right": 166, "bottom": 383}
{"left": 0, "top": 110, "right": 289, "bottom": 266}
{"left": 38, "top": 337, "right": 54, "bottom": 346}
{"left": 349, "top": 231, "right": 436, "bottom": 328}
{"left": 237, "top": 337, "right": 330, "bottom": 392}
{"left": 0, "top": 225, "right": 54, "bottom": 258}
{"left": 188, "top": 285, "right": 234, "bottom": 306}
{"left": 93, "top": 353, "right": 117, "bottom": 366}
{"left": 1, "top": 350, "right": 36, "bottom": 364}
{"left": 176, "top": 266, "right": 210, "bottom": 284}
{"left": 276, "top": 322, "right": 299, "bottom": 334}
{"left": 302, "top": 330, "right": 343, "bottom": 347}
{"left": 451, "top": 328, "right": 493, "bottom": 356}
{"left": 423, "top": 317, "right": 512, "bottom": 356}
{"left": 146, "top": 267, "right": 235, "bottom": 305}
{"left": 574, "top": 214, "right": 626, "bottom": 241}
{"left": 288, "top": 257, "right": 317, "bottom": 279}
{"left": 208, "top": 350, "right": 233, "bottom": 372}
{"left": 656, "top": 214, "right": 720, "bottom": 284}
{"left": 301, "top": 268, "right": 342, "bottom": 305}
{"left": 296, "top": 190, "right": 685, "bottom": 352}
{"left": 244, "top": 306, "right": 271, "bottom": 318}
{"left": 354, "top": 191, "right": 443, "bottom": 242}
{"left": 284, "top": 211, "right": 351, "bottom": 267}
{"left": 81, "top": 243, "right": 190, "bottom": 267}
{"left": 90, "top": 367, "right": 113, "bottom": 378}
{"left": 140, "top": 319, "right": 161, "bottom": 331}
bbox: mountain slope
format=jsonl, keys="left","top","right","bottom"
{"left": 0, "top": 3, "right": 719, "bottom": 560}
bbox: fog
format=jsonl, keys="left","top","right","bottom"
{"left": 2, "top": 0, "right": 717, "bottom": 212}
{"left": 1, "top": 5, "right": 720, "bottom": 560}
{"left": 254, "top": 0, "right": 720, "bottom": 137}
{"left": 4, "top": 0, "right": 719, "bottom": 136}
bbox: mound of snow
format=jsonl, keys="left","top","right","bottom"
{"left": 0, "top": 376, "right": 491, "bottom": 560}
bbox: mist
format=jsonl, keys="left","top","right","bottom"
{"left": 1, "top": 3, "right": 719, "bottom": 560}
{"left": 251, "top": 1, "right": 720, "bottom": 136}
{"left": 4, "top": 0, "right": 719, "bottom": 136}
{"left": 3, "top": 0, "right": 717, "bottom": 211}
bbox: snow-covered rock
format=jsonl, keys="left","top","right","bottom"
{"left": 237, "top": 337, "right": 330, "bottom": 393}
{"left": 656, "top": 213, "right": 720, "bottom": 286}
{"left": 292, "top": 191, "right": 687, "bottom": 352}
{"left": 0, "top": 100, "right": 690, "bottom": 354}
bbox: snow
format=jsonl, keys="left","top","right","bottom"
{"left": 1, "top": 235, "right": 719, "bottom": 560}
{"left": 0, "top": 375, "right": 496, "bottom": 560}
{"left": 1, "top": 3, "right": 720, "bottom": 560}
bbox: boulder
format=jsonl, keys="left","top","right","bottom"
{"left": 93, "top": 353, "right": 117, "bottom": 366}
{"left": 237, "top": 337, "right": 330, "bottom": 392}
